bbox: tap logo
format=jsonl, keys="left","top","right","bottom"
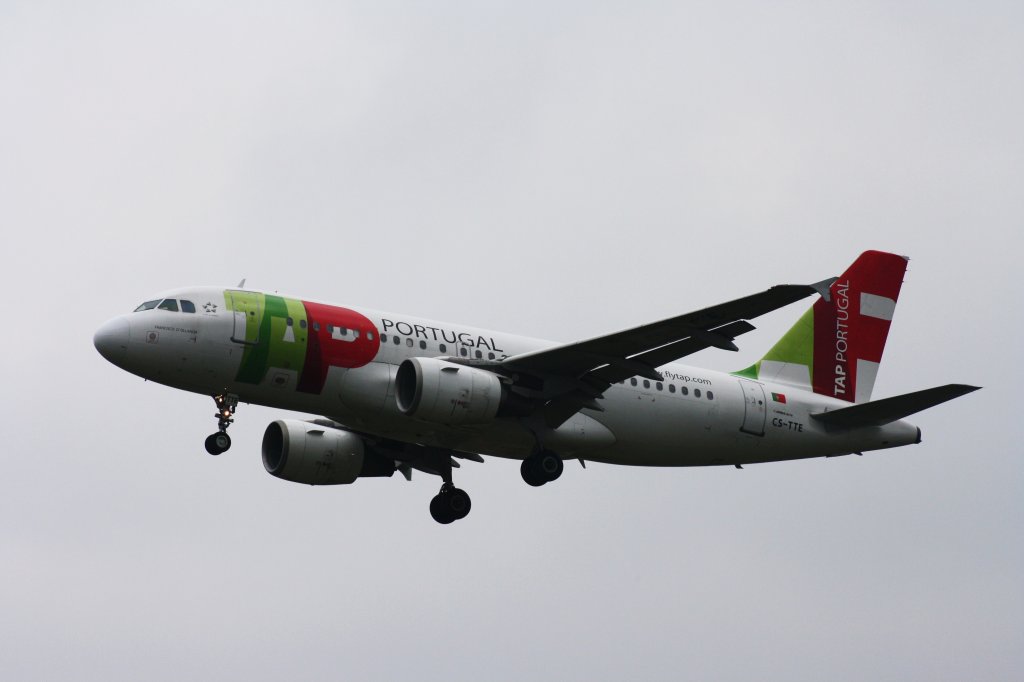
{"left": 226, "top": 291, "right": 382, "bottom": 394}
{"left": 203, "top": 302, "right": 218, "bottom": 313}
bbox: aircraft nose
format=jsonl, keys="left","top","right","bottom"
{"left": 94, "top": 317, "right": 130, "bottom": 366}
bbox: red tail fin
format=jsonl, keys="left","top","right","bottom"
{"left": 813, "top": 250, "right": 908, "bottom": 402}
{"left": 736, "top": 251, "right": 908, "bottom": 403}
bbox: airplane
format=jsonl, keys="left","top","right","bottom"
{"left": 93, "top": 250, "right": 979, "bottom": 524}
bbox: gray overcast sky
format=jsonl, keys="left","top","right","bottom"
{"left": 1, "top": 2, "right": 1021, "bottom": 680}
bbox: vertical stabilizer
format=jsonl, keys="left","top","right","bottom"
{"left": 735, "top": 250, "right": 908, "bottom": 403}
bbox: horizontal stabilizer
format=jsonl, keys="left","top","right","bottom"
{"left": 810, "top": 384, "right": 980, "bottom": 429}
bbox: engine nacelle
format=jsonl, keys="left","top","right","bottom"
{"left": 262, "top": 420, "right": 370, "bottom": 485}
{"left": 395, "top": 357, "right": 504, "bottom": 425}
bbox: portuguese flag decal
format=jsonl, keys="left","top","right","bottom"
{"left": 771, "top": 392, "right": 787, "bottom": 404}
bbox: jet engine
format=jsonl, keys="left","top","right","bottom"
{"left": 262, "top": 420, "right": 394, "bottom": 485}
{"left": 395, "top": 357, "right": 506, "bottom": 425}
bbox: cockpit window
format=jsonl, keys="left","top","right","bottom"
{"left": 134, "top": 299, "right": 161, "bottom": 312}
{"left": 180, "top": 300, "right": 196, "bottom": 313}
{"left": 157, "top": 299, "right": 179, "bottom": 312}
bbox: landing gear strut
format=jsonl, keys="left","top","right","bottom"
{"left": 521, "top": 451, "right": 563, "bottom": 487}
{"left": 204, "top": 394, "right": 238, "bottom": 455}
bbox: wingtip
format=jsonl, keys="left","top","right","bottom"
{"left": 810, "top": 277, "right": 838, "bottom": 303}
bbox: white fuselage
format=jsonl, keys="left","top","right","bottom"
{"left": 96, "top": 286, "right": 921, "bottom": 467}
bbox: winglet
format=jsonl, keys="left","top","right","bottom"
{"left": 810, "top": 277, "right": 838, "bottom": 303}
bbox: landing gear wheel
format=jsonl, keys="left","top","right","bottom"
{"left": 205, "top": 432, "right": 231, "bottom": 455}
{"left": 430, "top": 495, "right": 453, "bottom": 524}
{"left": 447, "top": 487, "right": 471, "bottom": 519}
{"left": 521, "top": 451, "right": 563, "bottom": 486}
{"left": 539, "top": 452, "right": 563, "bottom": 482}
{"left": 430, "top": 485, "right": 472, "bottom": 524}
{"left": 521, "top": 457, "right": 547, "bottom": 487}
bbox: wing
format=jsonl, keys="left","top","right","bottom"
{"left": 458, "top": 278, "right": 835, "bottom": 427}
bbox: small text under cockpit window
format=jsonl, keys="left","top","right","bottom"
{"left": 157, "top": 299, "right": 179, "bottom": 312}
{"left": 134, "top": 299, "right": 160, "bottom": 312}
{"left": 180, "top": 300, "right": 196, "bottom": 313}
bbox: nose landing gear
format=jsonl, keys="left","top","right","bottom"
{"left": 204, "top": 394, "right": 238, "bottom": 455}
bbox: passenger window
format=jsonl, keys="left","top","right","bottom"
{"left": 656, "top": 382, "right": 663, "bottom": 391}
{"left": 157, "top": 299, "right": 179, "bottom": 312}
{"left": 393, "top": 336, "right": 400, "bottom": 345}
{"left": 419, "top": 340, "right": 427, "bottom": 350}
{"left": 475, "top": 350, "right": 482, "bottom": 359}
{"left": 707, "top": 391, "right": 714, "bottom": 400}
{"left": 380, "top": 334, "right": 387, "bottom": 342}
{"left": 406, "top": 338, "right": 413, "bottom": 347}
{"left": 300, "top": 320, "right": 307, "bottom": 329}
{"left": 366, "top": 331, "right": 374, "bottom": 341}
{"left": 681, "top": 387, "right": 689, "bottom": 396}
{"left": 643, "top": 380, "right": 650, "bottom": 389}
{"left": 669, "top": 384, "right": 676, "bottom": 394}
{"left": 459, "top": 348, "right": 468, "bottom": 357}
{"left": 134, "top": 299, "right": 160, "bottom": 312}
{"left": 180, "top": 300, "right": 196, "bottom": 313}
{"left": 327, "top": 324, "right": 334, "bottom": 333}
{"left": 352, "top": 329, "right": 360, "bottom": 339}
{"left": 630, "top": 378, "right": 637, "bottom": 386}
{"left": 313, "top": 323, "right": 320, "bottom": 332}
{"left": 439, "top": 344, "right": 447, "bottom": 353}
{"left": 488, "top": 352, "right": 495, "bottom": 360}
{"left": 694, "top": 389, "right": 702, "bottom": 398}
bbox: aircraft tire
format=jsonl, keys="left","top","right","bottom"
{"left": 205, "top": 432, "right": 231, "bottom": 456}
{"left": 430, "top": 494, "right": 457, "bottom": 524}
{"left": 521, "top": 457, "right": 547, "bottom": 487}
{"left": 447, "top": 487, "right": 471, "bottom": 520}
{"left": 539, "top": 452, "right": 563, "bottom": 482}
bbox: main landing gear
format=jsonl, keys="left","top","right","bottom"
{"left": 423, "top": 450, "right": 473, "bottom": 524}
{"left": 520, "top": 450, "right": 563, "bottom": 487}
{"left": 204, "top": 394, "right": 238, "bottom": 455}
{"left": 430, "top": 483, "right": 472, "bottom": 524}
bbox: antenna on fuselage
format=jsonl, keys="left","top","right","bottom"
{"left": 237, "top": 278, "right": 246, "bottom": 288}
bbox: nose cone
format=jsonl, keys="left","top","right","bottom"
{"left": 94, "top": 317, "right": 130, "bottom": 366}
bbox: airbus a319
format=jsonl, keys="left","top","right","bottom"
{"left": 94, "top": 250, "right": 978, "bottom": 523}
